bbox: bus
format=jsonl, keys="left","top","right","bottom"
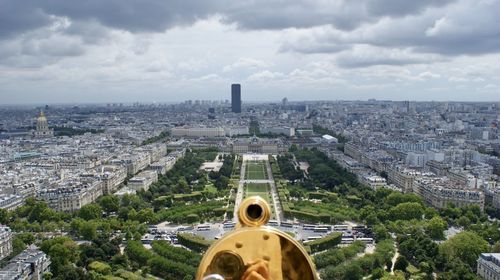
{"left": 223, "top": 222, "right": 236, "bottom": 229}
{"left": 333, "top": 224, "right": 349, "bottom": 231}
{"left": 303, "top": 224, "right": 316, "bottom": 230}
{"left": 304, "top": 236, "right": 323, "bottom": 243}
{"left": 280, "top": 222, "right": 293, "bottom": 228}
{"left": 268, "top": 220, "right": 279, "bottom": 226}
{"left": 356, "top": 237, "right": 374, "bottom": 244}
{"left": 197, "top": 225, "right": 211, "bottom": 231}
{"left": 314, "top": 226, "right": 331, "bottom": 233}
{"left": 341, "top": 237, "right": 354, "bottom": 244}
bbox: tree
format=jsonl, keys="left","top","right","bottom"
{"left": 135, "top": 208, "right": 155, "bottom": 224}
{"left": 373, "top": 224, "right": 390, "bottom": 241}
{"left": 78, "top": 204, "right": 102, "bottom": 220}
{"left": 456, "top": 215, "right": 471, "bottom": 228}
{"left": 12, "top": 235, "right": 27, "bottom": 255}
{"left": 389, "top": 202, "right": 424, "bottom": 221}
{"left": 425, "top": 216, "right": 447, "bottom": 240}
{"left": 99, "top": 196, "right": 120, "bottom": 213}
{"left": 0, "top": 208, "right": 9, "bottom": 224}
{"left": 88, "top": 261, "right": 112, "bottom": 275}
{"left": 385, "top": 260, "right": 392, "bottom": 272}
{"left": 439, "top": 231, "right": 489, "bottom": 270}
{"left": 372, "top": 268, "right": 385, "bottom": 279}
{"left": 394, "top": 256, "right": 409, "bottom": 272}
{"left": 493, "top": 243, "right": 500, "bottom": 253}
{"left": 385, "top": 193, "right": 422, "bottom": 206}
{"left": 80, "top": 221, "right": 98, "bottom": 241}
{"left": 54, "top": 264, "right": 87, "bottom": 280}
{"left": 419, "top": 262, "right": 434, "bottom": 280}
{"left": 343, "top": 263, "right": 362, "bottom": 280}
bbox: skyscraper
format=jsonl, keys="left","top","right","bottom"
{"left": 231, "top": 84, "right": 241, "bottom": 113}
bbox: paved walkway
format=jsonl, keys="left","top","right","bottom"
{"left": 233, "top": 160, "right": 247, "bottom": 222}
{"left": 265, "top": 159, "right": 282, "bottom": 223}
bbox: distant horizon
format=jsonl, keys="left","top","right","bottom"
{"left": 0, "top": 98, "right": 499, "bottom": 108}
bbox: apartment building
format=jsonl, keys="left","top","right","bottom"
{"left": 413, "top": 176, "right": 485, "bottom": 210}
{"left": 0, "top": 245, "right": 51, "bottom": 280}
{"left": 477, "top": 253, "right": 500, "bottom": 280}
{"left": 0, "top": 226, "right": 12, "bottom": 261}
{"left": 37, "top": 180, "right": 103, "bottom": 211}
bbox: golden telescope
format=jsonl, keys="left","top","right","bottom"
{"left": 196, "top": 196, "right": 318, "bottom": 280}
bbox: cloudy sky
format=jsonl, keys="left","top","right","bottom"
{"left": 1, "top": 0, "right": 499, "bottom": 104}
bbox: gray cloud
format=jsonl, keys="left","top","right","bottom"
{"left": 0, "top": 0, "right": 460, "bottom": 40}
{"left": 0, "top": 1, "right": 51, "bottom": 38}
{"left": 366, "top": 0, "right": 455, "bottom": 17}
{"left": 1, "top": 0, "right": 492, "bottom": 75}
{"left": 334, "top": 46, "right": 444, "bottom": 68}
{"left": 281, "top": 0, "right": 500, "bottom": 60}
{"left": 39, "top": 0, "right": 220, "bottom": 33}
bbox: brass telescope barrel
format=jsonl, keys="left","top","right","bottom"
{"left": 196, "top": 196, "right": 318, "bottom": 280}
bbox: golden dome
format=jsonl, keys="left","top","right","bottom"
{"left": 37, "top": 111, "right": 47, "bottom": 122}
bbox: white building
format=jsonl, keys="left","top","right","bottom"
{"left": 477, "top": 253, "right": 500, "bottom": 280}
{"left": 171, "top": 127, "right": 225, "bottom": 138}
{"left": 37, "top": 180, "right": 103, "bottom": 212}
{"left": 0, "top": 194, "right": 24, "bottom": 211}
{"left": 260, "top": 126, "right": 295, "bottom": 137}
{"left": 99, "top": 165, "right": 127, "bottom": 194}
{"left": 0, "top": 245, "right": 51, "bottom": 280}
{"left": 225, "top": 126, "right": 249, "bottom": 137}
{"left": 0, "top": 226, "right": 13, "bottom": 261}
{"left": 128, "top": 170, "right": 158, "bottom": 191}
{"left": 31, "top": 111, "right": 53, "bottom": 138}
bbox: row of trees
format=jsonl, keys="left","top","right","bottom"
{"left": 208, "top": 154, "right": 234, "bottom": 190}
{"left": 125, "top": 240, "right": 198, "bottom": 279}
{"left": 314, "top": 240, "right": 366, "bottom": 269}
{"left": 276, "top": 153, "right": 304, "bottom": 182}
{"left": 320, "top": 239, "right": 395, "bottom": 280}
{"left": 141, "top": 130, "right": 170, "bottom": 145}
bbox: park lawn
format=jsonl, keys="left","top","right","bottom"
{"left": 245, "top": 161, "right": 268, "bottom": 180}
{"left": 246, "top": 183, "right": 269, "bottom": 192}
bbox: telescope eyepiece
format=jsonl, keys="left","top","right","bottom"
{"left": 238, "top": 196, "right": 271, "bottom": 227}
{"left": 246, "top": 204, "right": 263, "bottom": 220}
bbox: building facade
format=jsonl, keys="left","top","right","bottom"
{"left": 99, "top": 165, "right": 127, "bottom": 195}
{"left": 477, "top": 253, "right": 500, "bottom": 280}
{"left": 31, "top": 111, "right": 53, "bottom": 138}
{"left": 231, "top": 84, "right": 241, "bottom": 113}
{"left": 0, "top": 245, "right": 51, "bottom": 280}
{"left": 0, "top": 226, "right": 12, "bottom": 261}
{"left": 37, "top": 180, "right": 103, "bottom": 212}
{"left": 413, "top": 176, "right": 485, "bottom": 210}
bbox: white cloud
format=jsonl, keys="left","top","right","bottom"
{"left": 419, "top": 71, "right": 441, "bottom": 79}
{"left": 246, "top": 70, "right": 285, "bottom": 82}
{"left": 223, "top": 57, "right": 269, "bottom": 72}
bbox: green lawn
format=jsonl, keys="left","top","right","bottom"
{"left": 245, "top": 161, "right": 268, "bottom": 180}
{"left": 246, "top": 183, "right": 269, "bottom": 192}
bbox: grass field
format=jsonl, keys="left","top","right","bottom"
{"left": 247, "top": 183, "right": 268, "bottom": 192}
{"left": 245, "top": 161, "right": 268, "bottom": 180}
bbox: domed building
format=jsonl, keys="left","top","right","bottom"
{"left": 31, "top": 111, "right": 54, "bottom": 138}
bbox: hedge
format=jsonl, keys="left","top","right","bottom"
{"left": 177, "top": 233, "right": 213, "bottom": 253}
{"left": 307, "top": 232, "right": 342, "bottom": 253}
{"left": 286, "top": 209, "right": 331, "bottom": 223}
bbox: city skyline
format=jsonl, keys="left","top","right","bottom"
{"left": 0, "top": 2, "right": 499, "bottom": 279}
{"left": 1, "top": 1, "right": 500, "bottom": 104}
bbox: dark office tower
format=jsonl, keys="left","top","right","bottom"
{"left": 231, "top": 84, "right": 241, "bottom": 113}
